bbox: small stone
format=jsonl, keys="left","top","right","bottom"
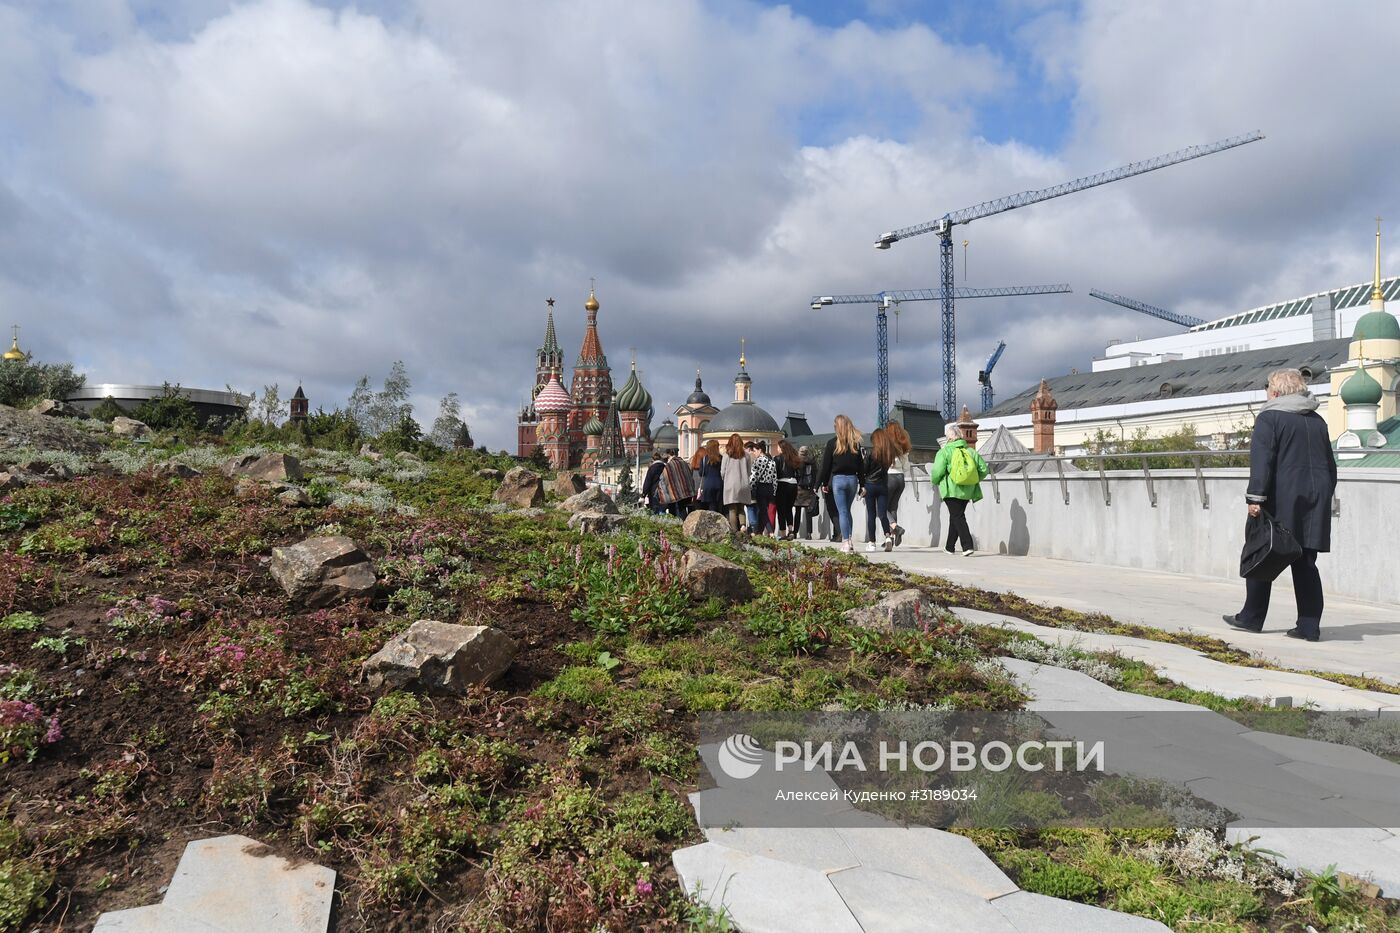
{"left": 476, "top": 468, "right": 503, "bottom": 481}
{"left": 681, "top": 549, "right": 755, "bottom": 603}
{"left": 553, "top": 471, "right": 588, "bottom": 497}
{"left": 221, "top": 453, "right": 261, "bottom": 477}
{"left": 558, "top": 485, "right": 618, "bottom": 515}
{"left": 362, "top": 621, "right": 517, "bottom": 693}
{"left": 29, "top": 399, "right": 81, "bottom": 418}
{"left": 493, "top": 467, "right": 545, "bottom": 508}
{"left": 843, "top": 589, "right": 939, "bottom": 632}
{"left": 152, "top": 462, "right": 202, "bottom": 480}
{"left": 682, "top": 509, "right": 731, "bottom": 543}
{"left": 568, "top": 511, "right": 628, "bottom": 534}
{"left": 359, "top": 444, "right": 383, "bottom": 462}
{"left": 111, "top": 416, "right": 151, "bottom": 437}
{"left": 15, "top": 457, "right": 72, "bottom": 480}
{"left": 344, "top": 479, "right": 377, "bottom": 493}
{"left": 270, "top": 536, "right": 376, "bottom": 608}
{"left": 277, "top": 487, "right": 311, "bottom": 507}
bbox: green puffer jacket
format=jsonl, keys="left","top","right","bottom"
{"left": 929, "top": 438, "right": 990, "bottom": 502}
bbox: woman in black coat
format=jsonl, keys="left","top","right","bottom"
{"left": 1225, "top": 369, "right": 1338, "bottom": 641}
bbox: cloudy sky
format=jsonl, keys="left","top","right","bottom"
{"left": 3, "top": 0, "right": 1398, "bottom": 449}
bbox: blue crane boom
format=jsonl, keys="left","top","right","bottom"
{"left": 978, "top": 340, "right": 1006, "bottom": 412}
{"left": 811, "top": 284, "right": 1069, "bottom": 426}
{"left": 872, "top": 131, "right": 1264, "bottom": 417}
{"left": 1088, "top": 289, "right": 1205, "bottom": 328}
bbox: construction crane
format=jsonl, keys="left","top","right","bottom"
{"left": 979, "top": 341, "right": 1007, "bottom": 412}
{"left": 1088, "top": 289, "right": 1205, "bottom": 328}
{"left": 811, "top": 284, "right": 1071, "bottom": 426}
{"left": 873, "top": 131, "right": 1264, "bottom": 417}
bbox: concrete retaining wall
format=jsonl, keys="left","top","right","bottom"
{"left": 838, "top": 468, "right": 1400, "bottom": 606}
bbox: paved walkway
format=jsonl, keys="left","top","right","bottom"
{"left": 815, "top": 543, "right": 1400, "bottom": 688}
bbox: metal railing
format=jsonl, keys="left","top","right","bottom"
{"left": 911, "top": 450, "right": 1257, "bottom": 510}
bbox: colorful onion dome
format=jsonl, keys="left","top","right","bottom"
{"left": 615, "top": 364, "right": 652, "bottom": 413}
{"left": 1340, "top": 367, "right": 1383, "bottom": 406}
{"left": 534, "top": 375, "right": 573, "bottom": 413}
{"left": 582, "top": 415, "right": 604, "bottom": 435}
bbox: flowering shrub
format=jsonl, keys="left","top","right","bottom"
{"left": 104, "top": 595, "right": 194, "bottom": 640}
{"left": 559, "top": 536, "right": 691, "bottom": 637}
{"left": 0, "top": 700, "right": 61, "bottom": 764}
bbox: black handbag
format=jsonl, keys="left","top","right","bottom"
{"left": 1239, "top": 509, "right": 1303, "bottom": 581}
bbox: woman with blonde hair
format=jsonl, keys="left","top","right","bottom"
{"left": 884, "top": 422, "right": 914, "bottom": 546}
{"left": 816, "top": 414, "right": 865, "bottom": 552}
{"left": 721, "top": 433, "right": 753, "bottom": 533}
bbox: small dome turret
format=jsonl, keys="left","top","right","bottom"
{"left": 582, "top": 415, "right": 604, "bottom": 435}
{"left": 1340, "top": 367, "right": 1383, "bottom": 406}
{"left": 534, "top": 375, "right": 573, "bottom": 414}
{"left": 2, "top": 325, "right": 26, "bottom": 362}
{"left": 1352, "top": 310, "right": 1400, "bottom": 342}
{"left": 615, "top": 363, "right": 652, "bottom": 413}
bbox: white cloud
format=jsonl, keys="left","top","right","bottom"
{"left": 1, "top": 0, "right": 1397, "bottom": 448}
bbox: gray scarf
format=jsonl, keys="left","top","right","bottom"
{"left": 1261, "top": 391, "right": 1318, "bottom": 415}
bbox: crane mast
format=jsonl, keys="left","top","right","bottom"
{"left": 979, "top": 340, "right": 1007, "bottom": 412}
{"left": 1088, "top": 289, "right": 1206, "bottom": 328}
{"left": 873, "top": 131, "right": 1263, "bottom": 417}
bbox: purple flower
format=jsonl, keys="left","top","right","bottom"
{"left": 43, "top": 716, "right": 62, "bottom": 744}
{"left": 635, "top": 879, "right": 653, "bottom": 896}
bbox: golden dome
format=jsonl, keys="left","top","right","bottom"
{"left": 2, "top": 326, "right": 24, "bottom": 361}
{"left": 584, "top": 288, "right": 600, "bottom": 313}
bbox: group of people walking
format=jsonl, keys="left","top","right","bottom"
{"left": 646, "top": 416, "right": 991, "bottom": 554}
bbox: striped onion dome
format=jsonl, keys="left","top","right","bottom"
{"left": 534, "top": 375, "right": 573, "bottom": 414}
{"left": 616, "top": 364, "right": 652, "bottom": 413}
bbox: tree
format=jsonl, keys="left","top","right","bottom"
{"left": 347, "top": 376, "right": 373, "bottom": 432}
{"left": 616, "top": 463, "right": 637, "bottom": 504}
{"left": 90, "top": 396, "right": 128, "bottom": 423}
{"left": 378, "top": 413, "right": 423, "bottom": 454}
{"left": 255, "top": 383, "right": 287, "bottom": 426}
{"left": 365, "top": 361, "right": 412, "bottom": 436}
{"left": 133, "top": 383, "right": 199, "bottom": 433}
{"left": 1078, "top": 424, "right": 1248, "bottom": 471}
{"left": 0, "top": 355, "right": 85, "bottom": 408}
{"left": 428, "top": 392, "right": 464, "bottom": 449}
{"left": 453, "top": 422, "right": 474, "bottom": 449}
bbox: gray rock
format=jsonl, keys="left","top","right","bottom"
{"left": 93, "top": 834, "right": 336, "bottom": 933}
{"left": 111, "top": 416, "right": 151, "bottom": 437}
{"left": 568, "top": 511, "right": 628, "bottom": 534}
{"left": 843, "top": 588, "right": 939, "bottom": 632}
{"left": 682, "top": 548, "right": 755, "bottom": 603}
{"left": 558, "top": 484, "right": 618, "bottom": 514}
{"left": 344, "top": 478, "right": 377, "bottom": 493}
{"left": 234, "top": 477, "right": 262, "bottom": 499}
{"left": 270, "top": 536, "right": 376, "bottom": 608}
{"left": 476, "top": 468, "right": 503, "bottom": 481}
{"left": 682, "top": 509, "right": 731, "bottom": 543}
{"left": 224, "top": 452, "right": 303, "bottom": 483}
{"left": 277, "top": 486, "right": 311, "bottom": 507}
{"left": 493, "top": 466, "right": 545, "bottom": 508}
{"left": 359, "top": 444, "right": 383, "bottom": 462}
{"left": 14, "top": 457, "right": 72, "bottom": 480}
{"left": 0, "top": 405, "right": 104, "bottom": 456}
{"left": 29, "top": 398, "right": 81, "bottom": 418}
{"left": 0, "top": 470, "right": 36, "bottom": 491}
{"left": 990, "top": 891, "right": 1171, "bottom": 931}
{"left": 362, "top": 621, "right": 517, "bottom": 693}
{"left": 553, "top": 471, "right": 588, "bottom": 497}
{"left": 152, "top": 462, "right": 202, "bottom": 480}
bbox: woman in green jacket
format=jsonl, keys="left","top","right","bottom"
{"left": 929, "top": 424, "right": 989, "bottom": 555}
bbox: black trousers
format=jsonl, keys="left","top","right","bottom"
{"left": 1238, "top": 548, "right": 1324, "bottom": 637}
{"left": 775, "top": 482, "right": 797, "bottom": 534}
{"left": 944, "top": 498, "right": 974, "bottom": 552}
{"left": 752, "top": 483, "right": 776, "bottom": 534}
{"left": 824, "top": 486, "right": 839, "bottom": 540}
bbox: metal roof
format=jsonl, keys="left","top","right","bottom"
{"left": 890, "top": 400, "right": 946, "bottom": 450}
{"left": 982, "top": 339, "right": 1351, "bottom": 418}
{"left": 1193, "top": 277, "right": 1400, "bottom": 331}
{"left": 1337, "top": 416, "right": 1400, "bottom": 468}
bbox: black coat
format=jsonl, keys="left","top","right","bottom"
{"left": 1246, "top": 407, "right": 1337, "bottom": 552}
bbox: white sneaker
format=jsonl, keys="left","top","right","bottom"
{"left": 865, "top": 542, "right": 877, "bottom": 553}
{"left": 883, "top": 536, "right": 894, "bottom": 552}
{"left": 843, "top": 540, "right": 854, "bottom": 553}
{"left": 962, "top": 548, "right": 976, "bottom": 557}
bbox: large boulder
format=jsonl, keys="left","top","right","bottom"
{"left": 681, "top": 549, "right": 755, "bottom": 603}
{"left": 111, "top": 417, "right": 151, "bottom": 438}
{"left": 361, "top": 621, "right": 517, "bottom": 694}
{"left": 270, "top": 536, "right": 376, "bottom": 608}
{"left": 0, "top": 470, "right": 37, "bottom": 491}
{"left": 493, "top": 467, "right": 544, "bottom": 508}
{"left": 553, "top": 471, "right": 588, "bottom": 497}
{"left": 568, "top": 511, "right": 628, "bottom": 535}
{"left": 558, "top": 485, "right": 618, "bottom": 515}
{"left": 29, "top": 399, "right": 81, "bottom": 418}
{"left": 843, "top": 588, "right": 939, "bottom": 632}
{"left": 682, "top": 509, "right": 730, "bottom": 543}
{"left": 224, "top": 452, "right": 303, "bottom": 483}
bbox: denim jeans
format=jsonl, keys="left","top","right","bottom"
{"left": 886, "top": 474, "right": 905, "bottom": 525}
{"left": 831, "top": 474, "right": 859, "bottom": 541}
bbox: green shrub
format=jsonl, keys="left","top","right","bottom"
{"left": 1014, "top": 852, "right": 1101, "bottom": 902}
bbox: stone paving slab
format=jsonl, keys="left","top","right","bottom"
{"left": 674, "top": 842, "right": 864, "bottom": 933}
{"left": 1225, "top": 825, "right": 1400, "bottom": 896}
{"left": 954, "top": 607, "right": 1400, "bottom": 712}
{"left": 829, "top": 865, "right": 1018, "bottom": 932}
{"left": 832, "top": 825, "right": 1017, "bottom": 899}
{"left": 700, "top": 825, "right": 860, "bottom": 873}
{"left": 91, "top": 835, "right": 335, "bottom": 933}
{"left": 990, "top": 891, "right": 1171, "bottom": 931}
